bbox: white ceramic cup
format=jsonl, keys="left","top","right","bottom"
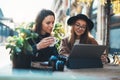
{"left": 49, "top": 37, "right": 58, "bottom": 47}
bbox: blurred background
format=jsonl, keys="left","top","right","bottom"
{"left": 0, "top": 0, "right": 120, "bottom": 66}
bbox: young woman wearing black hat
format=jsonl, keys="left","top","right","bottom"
{"left": 59, "top": 14, "right": 109, "bottom": 64}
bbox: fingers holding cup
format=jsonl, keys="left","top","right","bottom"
{"left": 49, "top": 37, "right": 58, "bottom": 47}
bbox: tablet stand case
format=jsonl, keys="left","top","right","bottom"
{"left": 66, "top": 58, "right": 103, "bottom": 69}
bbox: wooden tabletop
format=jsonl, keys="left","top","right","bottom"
{"left": 0, "top": 64, "right": 120, "bottom": 80}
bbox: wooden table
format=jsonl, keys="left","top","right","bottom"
{"left": 0, "top": 64, "right": 120, "bottom": 80}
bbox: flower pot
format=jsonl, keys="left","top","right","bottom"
{"left": 12, "top": 53, "right": 32, "bottom": 69}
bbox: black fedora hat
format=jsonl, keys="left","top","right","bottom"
{"left": 67, "top": 14, "right": 94, "bottom": 31}
{"left": 88, "top": 19, "right": 94, "bottom": 31}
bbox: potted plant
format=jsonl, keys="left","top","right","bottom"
{"left": 53, "top": 23, "right": 65, "bottom": 50}
{"left": 6, "top": 22, "right": 38, "bottom": 69}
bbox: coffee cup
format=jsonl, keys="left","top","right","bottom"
{"left": 49, "top": 37, "right": 58, "bottom": 47}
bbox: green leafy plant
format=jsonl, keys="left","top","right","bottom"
{"left": 6, "top": 22, "right": 38, "bottom": 60}
{"left": 53, "top": 23, "right": 65, "bottom": 50}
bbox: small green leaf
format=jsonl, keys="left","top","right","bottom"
{"left": 15, "top": 47, "right": 21, "bottom": 53}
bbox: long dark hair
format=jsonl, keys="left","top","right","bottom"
{"left": 68, "top": 23, "right": 89, "bottom": 49}
{"left": 34, "top": 9, "right": 55, "bottom": 35}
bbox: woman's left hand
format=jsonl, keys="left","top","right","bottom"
{"left": 101, "top": 54, "right": 109, "bottom": 64}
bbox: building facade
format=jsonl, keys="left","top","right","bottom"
{"left": 52, "top": 0, "right": 120, "bottom": 54}
{"left": 109, "top": 0, "right": 120, "bottom": 53}
{"left": 0, "top": 8, "right": 14, "bottom": 44}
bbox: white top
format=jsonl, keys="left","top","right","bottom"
{"left": 74, "top": 39, "right": 80, "bottom": 45}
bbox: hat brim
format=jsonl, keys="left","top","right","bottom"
{"left": 67, "top": 16, "right": 78, "bottom": 25}
{"left": 67, "top": 14, "right": 94, "bottom": 31}
{"left": 88, "top": 19, "right": 94, "bottom": 31}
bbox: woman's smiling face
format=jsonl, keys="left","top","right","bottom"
{"left": 72, "top": 19, "right": 87, "bottom": 37}
{"left": 41, "top": 15, "right": 55, "bottom": 35}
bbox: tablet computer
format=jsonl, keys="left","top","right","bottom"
{"left": 67, "top": 44, "right": 107, "bottom": 69}
{"left": 69, "top": 44, "right": 106, "bottom": 58}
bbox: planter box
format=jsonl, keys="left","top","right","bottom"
{"left": 12, "top": 53, "right": 32, "bottom": 69}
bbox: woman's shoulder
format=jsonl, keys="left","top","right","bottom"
{"left": 62, "top": 36, "right": 69, "bottom": 41}
{"left": 89, "top": 37, "right": 96, "bottom": 40}
{"left": 88, "top": 37, "right": 98, "bottom": 45}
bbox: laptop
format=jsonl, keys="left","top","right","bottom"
{"left": 66, "top": 44, "right": 106, "bottom": 69}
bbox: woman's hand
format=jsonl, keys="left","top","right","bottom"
{"left": 36, "top": 37, "right": 54, "bottom": 50}
{"left": 101, "top": 54, "right": 109, "bottom": 64}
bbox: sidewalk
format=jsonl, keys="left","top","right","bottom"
{"left": 0, "top": 45, "right": 11, "bottom": 68}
